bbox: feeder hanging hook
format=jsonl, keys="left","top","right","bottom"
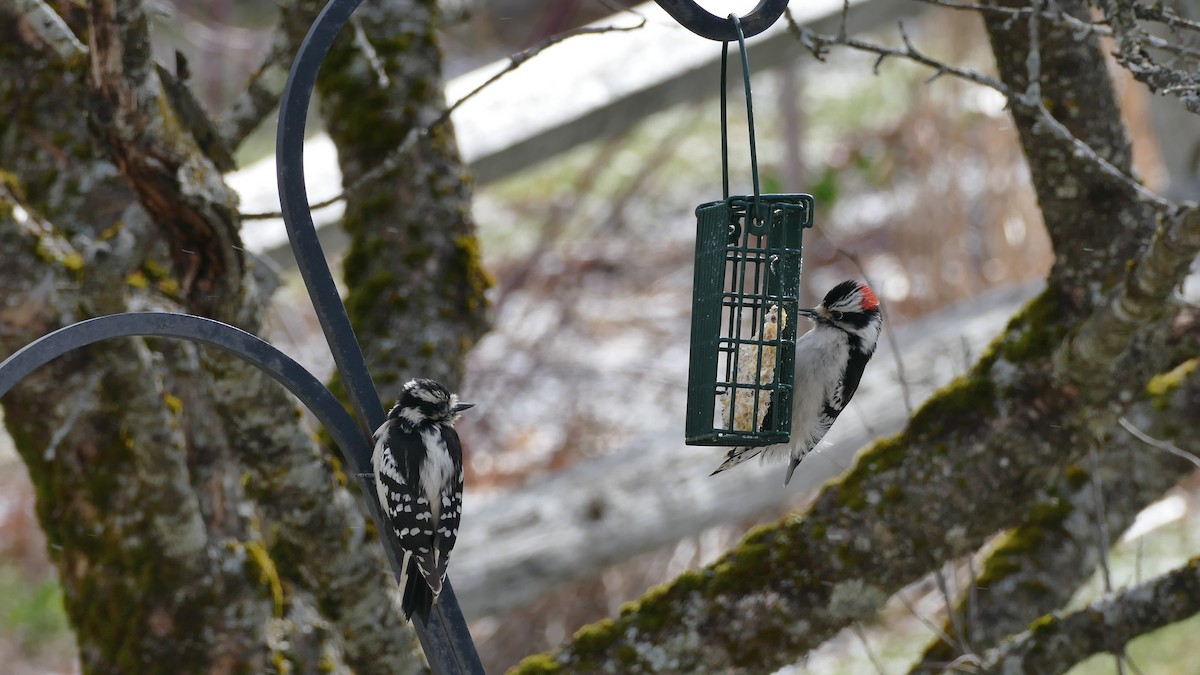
{"left": 653, "top": 0, "right": 790, "bottom": 41}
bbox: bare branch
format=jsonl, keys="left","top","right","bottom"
{"left": 935, "top": 566, "right": 972, "bottom": 656}
{"left": 1101, "top": 0, "right": 1200, "bottom": 113}
{"left": 966, "top": 558, "right": 1200, "bottom": 675}
{"left": 218, "top": 1, "right": 308, "bottom": 150}
{"left": 1087, "top": 443, "right": 1125, "bottom": 675}
{"left": 1119, "top": 415, "right": 1200, "bottom": 471}
{"left": 852, "top": 623, "right": 888, "bottom": 675}
{"left": 1023, "top": 0, "right": 1042, "bottom": 103}
{"left": 1057, "top": 205, "right": 1200, "bottom": 388}
{"left": 13, "top": 0, "right": 86, "bottom": 60}
{"left": 835, "top": 246, "right": 913, "bottom": 415}
{"left": 241, "top": 18, "right": 646, "bottom": 220}
{"left": 784, "top": 7, "right": 1173, "bottom": 210}
{"left": 785, "top": 8, "right": 1008, "bottom": 90}
{"left": 1133, "top": 3, "right": 1200, "bottom": 33}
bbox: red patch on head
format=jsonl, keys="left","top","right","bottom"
{"left": 858, "top": 284, "right": 879, "bottom": 310}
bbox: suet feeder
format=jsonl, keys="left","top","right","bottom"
{"left": 685, "top": 16, "right": 814, "bottom": 447}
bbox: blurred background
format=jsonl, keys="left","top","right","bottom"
{"left": 2, "top": 0, "right": 1196, "bottom": 673}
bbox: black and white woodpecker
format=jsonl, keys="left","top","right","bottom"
{"left": 370, "top": 378, "right": 473, "bottom": 620}
{"left": 712, "top": 280, "right": 882, "bottom": 486}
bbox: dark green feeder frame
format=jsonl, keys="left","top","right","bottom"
{"left": 685, "top": 194, "right": 812, "bottom": 445}
{"left": 684, "top": 15, "right": 814, "bottom": 447}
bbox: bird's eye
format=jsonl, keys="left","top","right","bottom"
{"left": 831, "top": 311, "right": 844, "bottom": 320}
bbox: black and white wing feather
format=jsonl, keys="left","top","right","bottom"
{"left": 782, "top": 343, "right": 874, "bottom": 485}
{"left": 373, "top": 422, "right": 437, "bottom": 618}
{"left": 709, "top": 399, "right": 774, "bottom": 475}
{"left": 817, "top": 348, "right": 870, "bottom": 442}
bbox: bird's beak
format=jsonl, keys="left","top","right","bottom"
{"left": 796, "top": 307, "right": 821, "bottom": 319}
{"left": 453, "top": 402, "right": 475, "bottom": 413}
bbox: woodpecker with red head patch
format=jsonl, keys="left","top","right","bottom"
{"left": 711, "top": 280, "right": 882, "bottom": 485}
{"left": 370, "top": 378, "right": 472, "bottom": 620}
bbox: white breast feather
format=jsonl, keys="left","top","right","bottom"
{"left": 420, "top": 427, "right": 453, "bottom": 523}
{"left": 761, "top": 326, "right": 847, "bottom": 464}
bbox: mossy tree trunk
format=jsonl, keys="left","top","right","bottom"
{"left": 1, "top": 0, "right": 481, "bottom": 672}
{"left": 509, "top": 1, "right": 1200, "bottom": 672}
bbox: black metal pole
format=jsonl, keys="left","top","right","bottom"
{"left": 277, "top": 0, "right": 383, "bottom": 436}
{"left": 0, "top": 314, "right": 364, "bottom": 464}
{"left": 275, "top": 0, "right": 484, "bottom": 671}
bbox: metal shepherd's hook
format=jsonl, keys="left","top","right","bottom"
{"left": 653, "top": 0, "right": 790, "bottom": 41}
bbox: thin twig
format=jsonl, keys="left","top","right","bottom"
{"left": 1088, "top": 447, "right": 1115, "bottom": 594}
{"left": 935, "top": 566, "right": 972, "bottom": 657}
{"left": 896, "top": 590, "right": 958, "bottom": 652}
{"left": 350, "top": 14, "right": 390, "bottom": 88}
{"left": 1023, "top": 0, "right": 1042, "bottom": 103}
{"left": 918, "top": 0, "right": 1200, "bottom": 34}
{"left": 965, "top": 554, "right": 980, "bottom": 657}
{"left": 836, "top": 246, "right": 913, "bottom": 415}
{"left": 1119, "top": 416, "right": 1200, "bottom": 471}
{"left": 782, "top": 6, "right": 1175, "bottom": 211}
{"left": 1086, "top": 445, "right": 1125, "bottom": 675}
{"left": 241, "top": 19, "right": 646, "bottom": 220}
{"left": 1133, "top": 3, "right": 1200, "bottom": 34}
{"left": 851, "top": 622, "right": 888, "bottom": 675}
{"left": 1124, "top": 653, "right": 1148, "bottom": 675}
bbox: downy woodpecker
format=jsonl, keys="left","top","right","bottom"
{"left": 711, "top": 280, "right": 882, "bottom": 486}
{"left": 370, "top": 378, "right": 473, "bottom": 620}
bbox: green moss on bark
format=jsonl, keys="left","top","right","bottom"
{"left": 908, "top": 375, "right": 997, "bottom": 437}
{"left": 995, "top": 286, "right": 1071, "bottom": 364}
{"left": 1147, "top": 358, "right": 1198, "bottom": 408}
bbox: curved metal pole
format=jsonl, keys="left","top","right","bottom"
{"left": 0, "top": 313, "right": 366, "bottom": 470}
{"left": 0, "top": 312, "right": 481, "bottom": 673}
{"left": 276, "top": 0, "right": 483, "bottom": 671}
{"left": 277, "top": 0, "right": 383, "bottom": 436}
{"left": 654, "top": 0, "right": 789, "bottom": 41}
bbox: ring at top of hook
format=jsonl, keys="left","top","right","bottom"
{"left": 654, "top": 0, "right": 789, "bottom": 41}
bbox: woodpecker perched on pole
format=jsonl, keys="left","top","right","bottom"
{"left": 711, "top": 280, "right": 882, "bottom": 486}
{"left": 370, "top": 378, "right": 473, "bottom": 620}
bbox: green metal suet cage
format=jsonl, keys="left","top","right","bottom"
{"left": 685, "top": 16, "right": 814, "bottom": 446}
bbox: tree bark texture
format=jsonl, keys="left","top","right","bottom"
{"left": 509, "top": 2, "right": 1200, "bottom": 672}
{"left": 916, "top": 2, "right": 1200, "bottom": 664}
{"left": 971, "top": 555, "right": 1200, "bottom": 675}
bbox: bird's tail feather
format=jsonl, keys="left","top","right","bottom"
{"left": 401, "top": 556, "right": 435, "bottom": 622}
{"left": 710, "top": 446, "right": 763, "bottom": 475}
{"left": 784, "top": 456, "right": 802, "bottom": 486}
